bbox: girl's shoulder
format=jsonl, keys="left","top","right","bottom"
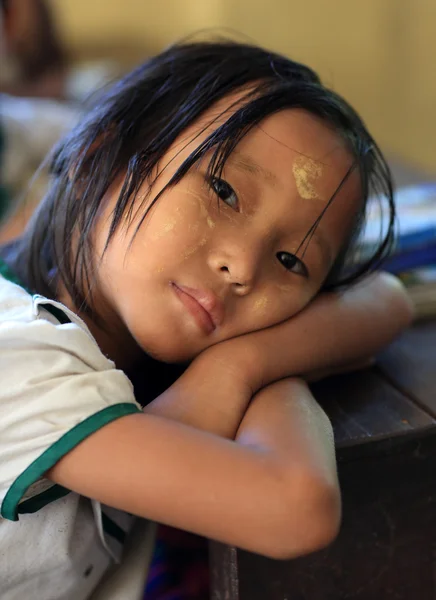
{"left": 0, "top": 268, "right": 141, "bottom": 528}
{"left": 0, "top": 268, "right": 34, "bottom": 321}
{"left": 0, "top": 271, "right": 140, "bottom": 414}
{"left": 0, "top": 270, "right": 112, "bottom": 370}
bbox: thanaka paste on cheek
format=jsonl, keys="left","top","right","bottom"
{"left": 253, "top": 295, "right": 269, "bottom": 314}
{"left": 186, "top": 188, "right": 209, "bottom": 218}
{"left": 178, "top": 191, "right": 215, "bottom": 259}
{"left": 275, "top": 283, "right": 294, "bottom": 293}
{"left": 183, "top": 236, "right": 208, "bottom": 260}
{"left": 188, "top": 221, "right": 200, "bottom": 233}
{"left": 292, "top": 156, "right": 323, "bottom": 200}
{"left": 150, "top": 217, "right": 178, "bottom": 240}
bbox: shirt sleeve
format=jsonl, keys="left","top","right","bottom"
{"left": 0, "top": 312, "right": 142, "bottom": 521}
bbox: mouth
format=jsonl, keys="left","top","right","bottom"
{"left": 170, "top": 282, "right": 223, "bottom": 335}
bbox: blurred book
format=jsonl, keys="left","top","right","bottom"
{"left": 362, "top": 184, "right": 436, "bottom": 320}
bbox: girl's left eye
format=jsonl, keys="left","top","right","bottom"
{"left": 276, "top": 252, "right": 309, "bottom": 277}
{"left": 209, "top": 177, "right": 239, "bottom": 211}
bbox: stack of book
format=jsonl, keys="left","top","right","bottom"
{"left": 363, "top": 184, "right": 436, "bottom": 320}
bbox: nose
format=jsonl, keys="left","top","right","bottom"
{"left": 207, "top": 242, "right": 261, "bottom": 295}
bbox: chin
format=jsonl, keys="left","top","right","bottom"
{"left": 137, "top": 338, "right": 200, "bottom": 365}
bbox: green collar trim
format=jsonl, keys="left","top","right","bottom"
{"left": 40, "top": 302, "right": 72, "bottom": 325}
{"left": 0, "top": 257, "right": 72, "bottom": 324}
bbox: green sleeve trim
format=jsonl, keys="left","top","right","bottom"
{"left": 17, "top": 484, "right": 70, "bottom": 515}
{"left": 102, "top": 512, "right": 127, "bottom": 544}
{"left": 1, "top": 403, "right": 141, "bottom": 521}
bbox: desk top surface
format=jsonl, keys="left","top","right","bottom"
{"left": 311, "top": 321, "right": 436, "bottom": 457}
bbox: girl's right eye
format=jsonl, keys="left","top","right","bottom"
{"left": 209, "top": 177, "right": 240, "bottom": 211}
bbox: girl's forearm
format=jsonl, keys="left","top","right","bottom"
{"left": 230, "top": 272, "right": 414, "bottom": 391}
{"left": 143, "top": 347, "right": 254, "bottom": 438}
{"left": 146, "top": 368, "right": 341, "bottom": 549}
{"left": 232, "top": 377, "right": 341, "bottom": 554}
{"left": 237, "top": 378, "right": 338, "bottom": 490}
{"left": 48, "top": 378, "right": 340, "bottom": 559}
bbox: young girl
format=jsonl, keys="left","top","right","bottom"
{"left": 0, "top": 40, "right": 413, "bottom": 599}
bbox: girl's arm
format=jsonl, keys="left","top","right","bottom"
{"left": 140, "top": 272, "right": 413, "bottom": 438}
{"left": 45, "top": 272, "right": 409, "bottom": 558}
{"left": 47, "top": 378, "right": 340, "bottom": 559}
{"left": 214, "top": 272, "right": 414, "bottom": 392}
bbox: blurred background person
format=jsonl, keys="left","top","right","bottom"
{"left": 0, "top": 0, "right": 66, "bottom": 98}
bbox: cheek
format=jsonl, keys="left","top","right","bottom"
{"left": 144, "top": 190, "right": 214, "bottom": 256}
{"left": 253, "top": 295, "right": 269, "bottom": 315}
{"left": 244, "top": 284, "right": 315, "bottom": 332}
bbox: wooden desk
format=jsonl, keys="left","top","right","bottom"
{"left": 210, "top": 321, "right": 436, "bottom": 600}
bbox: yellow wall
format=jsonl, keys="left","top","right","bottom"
{"left": 48, "top": 0, "right": 436, "bottom": 174}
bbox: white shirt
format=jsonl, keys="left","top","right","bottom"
{"left": 0, "top": 270, "right": 155, "bottom": 599}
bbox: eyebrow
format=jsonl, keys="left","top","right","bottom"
{"left": 228, "top": 151, "right": 279, "bottom": 187}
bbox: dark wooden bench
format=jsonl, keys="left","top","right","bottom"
{"left": 210, "top": 321, "right": 436, "bottom": 600}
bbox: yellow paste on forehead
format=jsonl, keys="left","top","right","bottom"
{"left": 292, "top": 156, "right": 323, "bottom": 200}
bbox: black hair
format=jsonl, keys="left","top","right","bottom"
{"left": 5, "top": 39, "right": 395, "bottom": 314}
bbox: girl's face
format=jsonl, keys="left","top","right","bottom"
{"left": 92, "top": 95, "right": 362, "bottom": 364}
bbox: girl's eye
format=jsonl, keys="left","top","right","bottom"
{"left": 276, "top": 252, "right": 308, "bottom": 277}
{"left": 210, "top": 177, "right": 239, "bottom": 211}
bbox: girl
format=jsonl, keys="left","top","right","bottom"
{"left": 0, "top": 40, "right": 413, "bottom": 600}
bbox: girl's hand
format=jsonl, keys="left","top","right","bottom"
{"left": 144, "top": 341, "right": 255, "bottom": 439}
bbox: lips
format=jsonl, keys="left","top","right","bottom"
{"left": 171, "top": 282, "right": 224, "bottom": 334}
